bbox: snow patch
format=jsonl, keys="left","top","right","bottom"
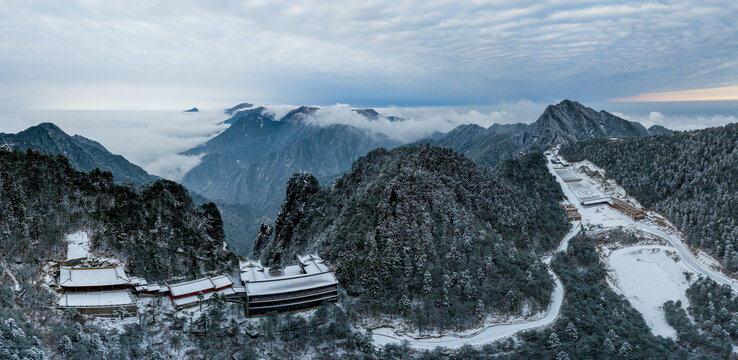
{"left": 66, "top": 231, "right": 90, "bottom": 260}
{"left": 606, "top": 245, "right": 694, "bottom": 339}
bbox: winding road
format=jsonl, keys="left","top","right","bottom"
{"left": 370, "top": 152, "right": 737, "bottom": 349}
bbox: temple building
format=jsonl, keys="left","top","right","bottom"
{"left": 166, "top": 275, "right": 236, "bottom": 309}
{"left": 56, "top": 265, "right": 137, "bottom": 316}
{"left": 239, "top": 254, "right": 339, "bottom": 316}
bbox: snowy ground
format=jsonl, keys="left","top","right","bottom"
{"left": 66, "top": 231, "right": 90, "bottom": 261}
{"left": 551, "top": 149, "right": 738, "bottom": 338}
{"left": 605, "top": 245, "right": 694, "bottom": 339}
{"left": 372, "top": 150, "right": 738, "bottom": 350}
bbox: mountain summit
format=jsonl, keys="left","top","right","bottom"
{"left": 422, "top": 100, "right": 667, "bottom": 169}
{"left": 523, "top": 99, "right": 649, "bottom": 148}
{"left": 0, "top": 123, "right": 158, "bottom": 185}
{"left": 254, "top": 145, "right": 569, "bottom": 329}
{"left": 180, "top": 106, "right": 402, "bottom": 248}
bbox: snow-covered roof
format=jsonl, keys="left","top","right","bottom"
{"left": 239, "top": 254, "right": 338, "bottom": 296}
{"left": 65, "top": 231, "right": 90, "bottom": 261}
{"left": 554, "top": 169, "right": 581, "bottom": 182}
{"left": 568, "top": 182, "right": 611, "bottom": 205}
{"left": 298, "top": 254, "right": 330, "bottom": 273}
{"left": 171, "top": 287, "right": 235, "bottom": 307}
{"left": 167, "top": 278, "right": 215, "bottom": 297}
{"left": 239, "top": 254, "right": 331, "bottom": 284}
{"left": 143, "top": 284, "right": 162, "bottom": 292}
{"left": 245, "top": 272, "right": 338, "bottom": 297}
{"left": 57, "top": 290, "right": 135, "bottom": 308}
{"left": 59, "top": 266, "right": 130, "bottom": 287}
{"left": 128, "top": 277, "right": 147, "bottom": 286}
{"left": 211, "top": 275, "right": 233, "bottom": 289}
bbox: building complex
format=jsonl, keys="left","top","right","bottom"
{"left": 239, "top": 254, "right": 339, "bottom": 315}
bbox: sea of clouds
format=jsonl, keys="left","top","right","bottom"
{"left": 0, "top": 110, "right": 227, "bottom": 181}
{"left": 1, "top": 101, "right": 735, "bottom": 181}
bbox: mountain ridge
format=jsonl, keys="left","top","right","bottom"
{"left": 420, "top": 99, "right": 670, "bottom": 169}
{"left": 0, "top": 122, "right": 158, "bottom": 185}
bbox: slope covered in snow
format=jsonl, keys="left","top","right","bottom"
{"left": 552, "top": 149, "right": 738, "bottom": 339}
{"left": 606, "top": 245, "right": 694, "bottom": 339}
{"left": 65, "top": 231, "right": 90, "bottom": 261}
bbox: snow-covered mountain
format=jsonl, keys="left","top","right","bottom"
{"left": 0, "top": 122, "right": 158, "bottom": 185}
{"left": 420, "top": 100, "right": 670, "bottom": 169}
{"left": 179, "top": 105, "right": 403, "bottom": 251}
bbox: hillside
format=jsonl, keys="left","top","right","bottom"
{"left": 560, "top": 123, "right": 738, "bottom": 271}
{"left": 181, "top": 106, "right": 402, "bottom": 253}
{"left": 0, "top": 148, "right": 380, "bottom": 359}
{"left": 0, "top": 123, "right": 158, "bottom": 185}
{"left": 0, "top": 148, "right": 236, "bottom": 280}
{"left": 254, "top": 145, "right": 570, "bottom": 330}
{"left": 422, "top": 100, "right": 667, "bottom": 169}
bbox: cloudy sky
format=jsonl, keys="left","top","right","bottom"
{"left": 1, "top": 1, "right": 737, "bottom": 179}
{"left": 1, "top": 0, "right": 738, "bottom": 110}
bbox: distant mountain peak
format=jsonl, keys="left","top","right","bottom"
{"left": 647, "top": 124, "right": 673, "bottom": 136}
{"left": 420, "top": 99, "right": 655, "bottom": 169}
{"left": 36, "top": 122, "right": 64, "bottom": 131}
{"left": 224, "top": 102, "right": 254, "bottom": 115}
{"left": 352, "top": 108, "right": 380, "bottom": 119}
{"left": 280, "top": 106, "right": 320, "bottom": 123}
{"left": 184, "top": 107, "right": 199, "bottom": 112}
{"left": 1, "top": 123, "right": 157, "bottom": 185}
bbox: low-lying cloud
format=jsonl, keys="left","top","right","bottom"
{"left": 303, "top": 100, "right": 548, "bottom": 142}
{"left": 612, "top": 111, "right": 738, "bottom": 131}
{"left": 2, "top": 102, "right": 735, "bottom": 183}
{"left": 0, "top": 110, "right": 228, "bottom": 180}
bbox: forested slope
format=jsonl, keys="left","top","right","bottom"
{"left": 560, "top": 123, "right": 738, "bottom": 271}
{"left": 408, "top": 233, "right": 691, "bottom": 360}
{"left": 254, "top": 145, "right": 570, "bottom": 330}
{"left": 0, "top": 149, "right": 236, "bottom": 281}
{"left": 0, "top": 123, "right": 158, "bottom": 185}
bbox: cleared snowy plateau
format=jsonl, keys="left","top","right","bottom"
{"left": 371, "top": 148, "right": 738, "bottom": 350}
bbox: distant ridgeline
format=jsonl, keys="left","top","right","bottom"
{"left": 0, "top": 149, "right": 236, "bottom": 281}
{"left": 419, "top": 99, "right": 670, "bottom": 170}
{"left": 254, "top": 145, "right": 570, "bottom": 330}
{"left": 560, "top": 123, "right": 738, "bottom": 272}
{"left": 0, "top": 122, "right": 158, "bottom": 185}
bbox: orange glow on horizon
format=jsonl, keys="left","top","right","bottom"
{"left": 609, "top": 85, "right": 738, "bottom": 102}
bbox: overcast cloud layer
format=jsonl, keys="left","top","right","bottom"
{"left": 1, "top": 0, "right": 737, "bottom": 109}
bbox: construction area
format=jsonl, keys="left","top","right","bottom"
{"left": 562, "top": 204, "right": 581, "bottom": 221}
{"left": 609, "top": 198, "right": 646, "bottom": 220}
{"left": 554, "top": 168, "right": 582, "bottom": 183}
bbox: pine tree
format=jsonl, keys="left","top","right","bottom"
{"left": 422, "top": 271, "right": 432, "bottom": 295}
{"left": 475, "top": 299, "right": 486, "bottom": 321}
{"left": 59, "top": 335, "right": 73, "bottom": 357}
{"left": 565, "top": 321, "right": 578, "bottom": 341}
{"left": 398, "top": 294, "right": 411, "bottom": 315}
{"left": 603, "top": 337, "right": 615, "bottom": 353}
{"left": 619, "top": 341, "right": 632, "bottom": 358}
{"left": 548, "top": 331, "right": 561, "bottom": 350}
